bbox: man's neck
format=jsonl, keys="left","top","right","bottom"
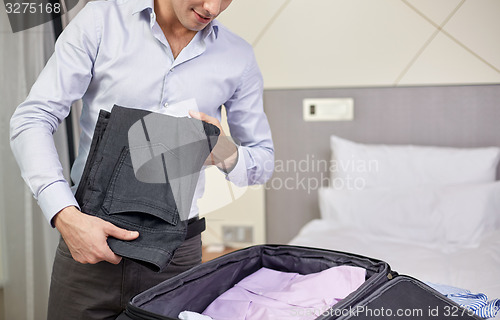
{"left": 154, "top": 0, "right": 197, "bottom": 59}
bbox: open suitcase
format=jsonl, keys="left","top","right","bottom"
{"left": 116, "top": 245, "right": 484, "bottom": 320}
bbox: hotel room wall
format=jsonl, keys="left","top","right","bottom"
{"left": 219, "top": 0, "right": 500, "bottom": 88}
{"left": 263, "top": 85, "right": 500, "bottom": 243}
{"left": 215, "top": 0, "right": 500, "bottom": 244}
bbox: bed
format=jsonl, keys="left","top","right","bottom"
{"left": 263, "top": 85, "right": 500, "bottom": 317}
{"left": 289, "top": 135, "right": 500, "bottom": 302}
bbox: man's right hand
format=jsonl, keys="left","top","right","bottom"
{"left": 53, "top": 206, "right": 139, "bottom": 264}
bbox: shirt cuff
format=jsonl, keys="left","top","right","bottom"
{"left": 37, "top": 181, "right": 80, "bottom": 227}
{"left": 224, "top": 146, "right": 250, "bottom": 187}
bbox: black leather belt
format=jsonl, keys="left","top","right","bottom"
{"left": 185, "top": 217, "right": 206, "bottom": 240}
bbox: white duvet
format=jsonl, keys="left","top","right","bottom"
{"left": 289, "top": 219, "right": 500, "bottom": 299}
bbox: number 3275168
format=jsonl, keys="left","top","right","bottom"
{"left": 5, "top": 2, "right": 61, "bottom": 14}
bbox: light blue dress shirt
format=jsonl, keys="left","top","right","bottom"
{"left": 10, "top": 0, "right": 274, "bottom": 224}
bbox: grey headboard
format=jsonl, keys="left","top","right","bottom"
{"left": 263, "top": 85, "right": 500, "bottom": 244}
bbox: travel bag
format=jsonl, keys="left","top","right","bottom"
{"left": 116, "top": 245, "right": 483, "bottom": 320}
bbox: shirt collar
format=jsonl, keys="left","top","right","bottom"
{"left": 203, "top": 21, "right": 219, "bottom": 40}
{"left": 130, "top": 0, "right": 154, "bottom": 15}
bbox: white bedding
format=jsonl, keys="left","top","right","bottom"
{"left": 299, "top": 136, "right": 500, "bottom": 303}
{"left": 290, "top": 219, "right": 500, "bottom": 299}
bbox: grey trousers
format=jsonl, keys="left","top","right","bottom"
{"left": 47, "top": 234, "right": 202, "bottom": 320}
{"left": 75, "top": 106, "right": 217, "bottom": 272}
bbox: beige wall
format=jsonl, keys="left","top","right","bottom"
{"left": 219, "top": 0, "right": 500, "bottom": 89}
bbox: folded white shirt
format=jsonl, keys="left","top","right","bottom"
{"left": 178, "top": 310, "right": 214, "bottom": 320}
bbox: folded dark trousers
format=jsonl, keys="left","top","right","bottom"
{"left": 75, "top": 105, "right": 219, "bottom": 272}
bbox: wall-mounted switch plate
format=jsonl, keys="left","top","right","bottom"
{"left": 222, "top": 225, "right": 253, "bottom": 243}
{"left": 303, "top": 98, "right": 354, "bottom": 121}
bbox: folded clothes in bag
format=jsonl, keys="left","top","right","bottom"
{"left": 116, "top": 245, "right": 484, "bottom": 320}
{"left": 75, "top": 105, "right": 219, "bottom": 272}
{"left": 200, "top": 266, "right": 366, "bottom": 320}
{"left": 116, "top": 245, "right": 391, "bottom": 319}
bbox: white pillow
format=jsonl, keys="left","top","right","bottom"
{"left": 438, "top": 182, "right": 500, "bottom": 247}
{"left": 318, "top": 182, "right": 500, "bottom": 250}
{"left": 330, "top": 135, "right": 500, "bottom": 189}
{"left": 318, "top": 186, "right": 442, "bottom": 247}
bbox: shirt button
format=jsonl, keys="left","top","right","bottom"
{"left": 164, "top": 102, "right": 168, "bottom": 108}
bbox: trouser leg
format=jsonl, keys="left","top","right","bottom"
{"left": 47, "top": 237, "right": 123, "bottom": 320}
{"left": 47, "top": 235, "right": 202, "bottom": 320}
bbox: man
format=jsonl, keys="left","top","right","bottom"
{"left": 9, "top": 0, "right": 274, "bottom": 318}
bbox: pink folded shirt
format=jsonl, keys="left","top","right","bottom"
{"left": 202, "top": 265, "right": 366, "bottom": 320}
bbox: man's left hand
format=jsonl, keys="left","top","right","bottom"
{"left": 189, "top": 110, "right": 238, "bottom": 173}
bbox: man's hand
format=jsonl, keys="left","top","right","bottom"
{"left": 53, "top": 206, "right": 139, "bottom": 264}
{"left": 189, "top": 110, "right": 238, "bottom": 172}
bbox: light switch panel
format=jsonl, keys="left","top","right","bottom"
{"left": 303, "top": 98, "right": 354, "bottom": 121}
